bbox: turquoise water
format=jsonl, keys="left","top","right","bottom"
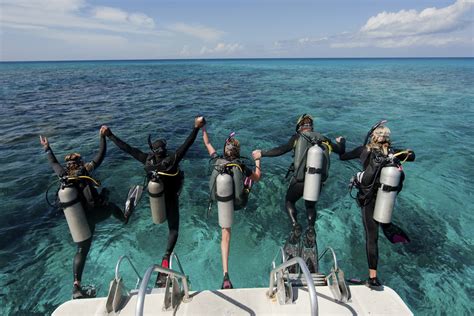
{"left": 1, "top": 58, "right": 473, "bottom": 315}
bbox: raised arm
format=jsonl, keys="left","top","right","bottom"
{"left": 85, "top": 128, "right": 107, "bottom": 172}
{"left": 327, "top": 136, "right": 345, "bottom": 155}
{"left": 202, "top": 126, "right": 216, "bottom": 156}
{"left": 40, "top": 135, "right": 66, "bottom": 177}
{"left": 249, "top": 158, "right": 261, "bottom": 182}
{"left": 102, "top": 125, "right": 148, "bottom": 164}
{"left": 175, "top": 116, "right": 206, "bottom": 163}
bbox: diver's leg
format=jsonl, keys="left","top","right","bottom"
{"left": 361, "top": 200, "right": 381, "bottom": 286}
{"left": 107, "top": 202, "right": 127, "bottom": 223}
{"left": 155, "top": 191, "right": 179, "bottom": 287}
{"left": 303, "top": 200, "right": 317, "bottom": 246}
{"left": 220, "top": 227, "right": 233, "bottom": 289}
{"left": 165, "top": 192, "right": 180, "bottom": 257}
{"left": 221, "top": 227, "right": 231, "bottom": 275}
{"left": 73, "top": 237, "right": 92, "bottom": 285}
{"left": 285, "top": 181, "right": 304, "bottom": 243}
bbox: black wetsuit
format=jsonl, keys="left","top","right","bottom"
{"left": 262, "top": 132, "right": 344, "bottom": 231}
{"left": 45, "top": 135, "right": 125, "bottom": 283}
{"left": 339, "top": 145, "right": 415, "bottom": 270}
{"left": 108, "top": 127, "right": 199, "bottom": 256}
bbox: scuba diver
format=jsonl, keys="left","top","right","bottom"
{"left": 252, "top": 114, "right": 344, "bottom": 272}
{"left": 40, "top": 126, "right": 134, "bottom": 299}
{"left": 202, "top": 126, "right": 261, "bottom": 289}
{"left": 337, "top": 121, "right": 415, "bottom": 288}
{"left": 101, "top": 116, "right": 206, "bottom": 286}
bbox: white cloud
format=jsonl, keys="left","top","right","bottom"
{"left": 92, "top": 6, "right": 155, "bottom": 28}
{"left": 332, "top": 0, "right": 474, "bottom": 48}
{"left": 200, "top": 43, "right": 243, "bottom": 55}
{"left": 168, "top": 23, "right": 225, "bottom": 41}
{"left": 1, "top": 0, "right": 159, "bottom": 36}
{"left": 92, "top": 7, "right": 128, "bottom": 23}
{"left": 361, "top": 0, "right": 473, "bottom": 38}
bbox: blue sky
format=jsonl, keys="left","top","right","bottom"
{"left": 1, "top": 0, "right": 473, "bottom": 61}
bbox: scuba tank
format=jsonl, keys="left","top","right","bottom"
{"left": 216, "top": 173, "right": 234, "bottom": 228}
{"left": 373, "top": 165, "right": 402, "bottom": 223}
{"left": 303, "top": 145, "right": 325, "bottom": 202}
{"left": 58, "top": 184, "right": 91, "bottom": 242}
{"left": 148, "top": 179, "right": 166, "bottom": 224}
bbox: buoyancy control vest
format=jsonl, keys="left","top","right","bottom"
{"left": 57, "top": 167, "right": 100, "bottom": 242}
{"left": 64, "top": 167, "right": 100, "bottom": 210}
{"left": 356, "top": 148, "right": 405, "bottom": 207}
{"left": 293, "top": 131, "right": 331, "bottom": 182}
{"left": 144, "top": 151, "right": 182, "bottom": 224}
{"left": 209, "top": 157, "right": 249, "bottom": 210}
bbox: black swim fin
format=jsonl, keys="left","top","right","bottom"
{"left": 302, "top": 245, "right": 318, "bottom": 273}
{"left": 283, "top": 240, "right": 301, "bottom": 274}
{"left": 124, "top": 185, "right": 143, "bottom": 223}
{"left": 381, "top": 223, "right": 410, "bottom": 244}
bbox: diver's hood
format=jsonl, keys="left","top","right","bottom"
{"left": 148, "top": 135, "right": 167, "bottom": 157}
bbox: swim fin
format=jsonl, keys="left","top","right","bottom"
{"left": 124, "top": 185, "right": 143, "bottom": 223}
{"left": 283, "top": 240, "right": 301, "bottom": 274}
{"left": 381, "top": 223, "right": 410, "bottom": 244}
{"left": 302, "top": 229, "right": 318, "bottom": 273}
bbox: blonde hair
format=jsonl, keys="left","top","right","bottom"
{"left": 366, "top": 125, "right": 391, "bottom": 154}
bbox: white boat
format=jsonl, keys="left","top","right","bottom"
{"left": 52, "top": 247, "right": 412, "bottom": 316}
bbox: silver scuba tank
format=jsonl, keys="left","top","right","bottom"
{"left": 373, "top": 166, "right": 402, "bottom": 223}
{"left": 216, "top": 173, "right": 234, "bottom": 228}
{"left": 303, "top": 145, "right": 325, "bottom": 202}
{"left": 58, "top": 186, "right": 91, "bottom": 242}
{"left": 148, "top": 179, "right": 166, "bottom": 224}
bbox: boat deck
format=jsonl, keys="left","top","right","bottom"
{"left": 52, "top": 285, "right": 412, "bottom": 315}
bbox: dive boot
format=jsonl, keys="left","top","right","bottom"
{"left": 221, "top": 273, "right": 233, "bottom": 289}
{"left": 155, "top": 255, "right": 170, "bottom": 288}
{"left": 366, "top": 277, "right": 383, "bottom": 289}
{"left": 72, "top": 284, "right": 96, "bottom": 299}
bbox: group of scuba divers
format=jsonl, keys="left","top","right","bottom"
{"left": 39, "top": 114, "right": 415, "bottom": 299}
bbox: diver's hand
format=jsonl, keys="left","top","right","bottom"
{"left": 39, "top": 135, "right": 49, "bottom": 150}
{"left": 100, "top": 125, "right": 112, "bottom": 137}
{"left": 336, "top": 136, "right": 345, "bottom": 143}
{"left": 252, "top": 149, "right": 262, "bottom": 160}
{"left": 195, "top": 116, "right": 206, "bottom": 128}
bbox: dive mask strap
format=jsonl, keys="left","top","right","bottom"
{"left": 364, "top": 119, "right": 388, "bottom": 145}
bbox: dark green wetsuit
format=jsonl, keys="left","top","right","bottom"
{"left": 262, "top": 132, "right": 344, "bottom": 231}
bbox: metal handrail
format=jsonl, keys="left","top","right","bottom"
{"left": 135, "top": 265, "right": 191, "bottom": 316}
{"left": 115, "top": 255, "right": 142, "bottom": 289}
{"left": 267, "top": 257, "right": 318, "bottom": 316}
{"left": 318, "top": 247, "right": 338, "bottom": 270}
{"left": 271, "top": 247, "right": 287, "bottom": 269}
{"left": 169, "top": 252, "right": 185, "bottom": 275}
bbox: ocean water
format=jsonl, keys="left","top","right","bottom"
{"left": 0, "top": 58, "right": 473, "bottom": 315}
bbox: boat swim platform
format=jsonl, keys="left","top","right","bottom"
{"left": 52, "top": 285, "right": 413, "bottom": 316}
